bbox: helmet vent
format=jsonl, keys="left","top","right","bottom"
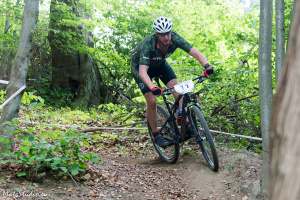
{"left": 153, "top": 16, "right": 172, "bottom": 33}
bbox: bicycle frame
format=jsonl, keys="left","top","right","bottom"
{"left": 154, "top": 76, "right": 205, "bottom": 142}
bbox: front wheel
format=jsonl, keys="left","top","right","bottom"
{"left": 148, "top": 105, "right": 180, "bottom": 163}
{"left": 188, "top": 105, "right": 219, "bottom": 171}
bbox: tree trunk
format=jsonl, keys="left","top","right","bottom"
{"left": 259, "top": 0, "right": 273, "bottom": 198}
{"left": 4, "top": 16, "right": 10, "bottom": 34}
{"left": 270, "top": 1, "right": 300, "bottom": 199}
{"left": 48, "top": 0, "right": 106, "bottom": 106}
{"left": 275, "top": 0, "right": 285, "bottom": 81}
{"left": 0, "top": 0, "right": 39, "bottom": 150}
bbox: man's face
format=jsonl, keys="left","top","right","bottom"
{"left": 157, "top": 32, "right": 171, "bottom": 46}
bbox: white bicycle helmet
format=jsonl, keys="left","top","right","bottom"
{"left": 153, "top": 16, "right": 172, "bottom": 33}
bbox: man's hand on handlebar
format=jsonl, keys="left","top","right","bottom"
{"left": 203, "top": 63, "right": 214, "bottom": 77}
{"left": 149, "top": 86, "right": 163, "bottom": 96}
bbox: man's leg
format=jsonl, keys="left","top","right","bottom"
{"left": 131, "top": 64, "right": 158, "bottom": 132}
{"left": 144, "top": 92, "right": 158, "bottom": 133}
{"left": 144, "top": 91, "right": 171, "bottom": 146}
{"left": 131, "top": 63, "right": 170, "bottom": 146}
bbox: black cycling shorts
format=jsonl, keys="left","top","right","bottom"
{"left": 131, "top": 62, "right": 176, "bottom": 94}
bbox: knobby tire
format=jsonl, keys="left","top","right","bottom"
{"left": 188, "top": 105, "right": 219, "bottom": 171}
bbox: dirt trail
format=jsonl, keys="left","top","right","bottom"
{"left": 0, "top": 138, "right": 262, "bottom": 200}
{"left": 128, "top": 150, "right": 250, "bottom": 200}
{"left": 85, "top": 145, "right": 260, "bottom": 200}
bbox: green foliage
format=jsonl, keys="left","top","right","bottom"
{"left": 0, "top": 90, "right": 45, "bottom": 106}
{"left": 48, "top": 1, "right": 87, "bottom": 54}
{"left": 0, "top": 0, "right": 23, "bottom": 50}
{"left": 0, "top": 90, "right": 5, "bottom": 104}
{"left": 91, "top": 133, "right": 120, "bottom": 144}
{"left": 284, "top": 0, "right": 296, "bottom": 41}
{"left": 21, "top": 106, "right": 93, "bottom": 127}
{"left": 97, "top": 103, "right": 140, "bottom": 125}
{"left": 22, "top": 91, "right": 45, "bottom": 106}
{"left": 85, "top": 0, "right": 155, "bottom": 97}
{"left": 28, "top": 13, "right": 52, "bottom": 83}
{"left": 202, "top": 66, "right": 260, "bottom": 137}
{"left": 20, "top": 102, "right": 140, "bottom": 130}
{"left": 1, "top": 128, "right": 99, "bottom": 179}
{"left": 35, "top": 86, "right": 75, "bottom": 107}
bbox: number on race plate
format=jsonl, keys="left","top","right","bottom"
{"left": 174, "top": 80, "right": 195, "bottom": 94}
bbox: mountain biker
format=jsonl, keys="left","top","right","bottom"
{"left": 131, "top": 16, "right": 214, "bottom": 147}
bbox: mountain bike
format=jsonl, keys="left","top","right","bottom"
{"left": 147, "top": 73, "right": 219, "bottom": 172}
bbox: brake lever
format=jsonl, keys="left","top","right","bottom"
{"left": 197, "top": 76, "right": 205, "bottom": 84}
{"left": 193, "top": 76, "right": 206, "bottom": 84}
{"left": 162, "top": 88, "right": 174, "bottom": 95}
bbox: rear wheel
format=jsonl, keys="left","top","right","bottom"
{"left": 188, "top": 105, "right": 219, "bottom": 171}
{"left": 148, "top": 105, "right": 180, "bottom": 163}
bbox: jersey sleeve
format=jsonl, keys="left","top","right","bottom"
{"left": 138, "top": 43, "right": 151, "bottom": 66}
{"left": 172, "top": 32, "right": 193, "bottom": 53}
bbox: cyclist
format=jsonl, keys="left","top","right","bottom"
{"left": 131, "top": 16, "right": 213, "bottom": 146}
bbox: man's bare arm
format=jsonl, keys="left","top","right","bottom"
{"left": 189, "top": 47, "right": 209, "bottom": 67}
{"left": 139, "top": 65, "right": 155, "bottom": 88}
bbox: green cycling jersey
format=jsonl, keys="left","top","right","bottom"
{"left": 131, "top": 31, "right": 192, "bottom": 69}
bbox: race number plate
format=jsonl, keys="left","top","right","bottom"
{"left": 174, "top": 80, "right": 195, "bottom": 94}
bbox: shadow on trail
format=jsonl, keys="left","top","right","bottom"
{"left": 136, "top": 153, "right": 212, "bottom": 172}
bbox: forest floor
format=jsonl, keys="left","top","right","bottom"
{"left": 0, "top": 130, "right": 262, "bottom": 200}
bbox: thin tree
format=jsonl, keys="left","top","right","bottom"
{"left": 0, "top": 0, "right": 39, "bottom": 151}
{"left": 259, "top": 0, "right": 273, "bottom": 198}
{"left": 270, "top": 0, "right": 300, "bottom": 199}
{"left": 275, "top": 0, "right": 285, "bottom": 81}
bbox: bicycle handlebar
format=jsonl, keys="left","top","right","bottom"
{"left": 162, "top": 74, "right": 208, "bottom": 96}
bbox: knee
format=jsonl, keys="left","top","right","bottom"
{"left": 167, "top": 79, "right": 177, "bottom": 88}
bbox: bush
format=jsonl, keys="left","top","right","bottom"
{"left": 0, "top": 90, "right": 45, "bottom": 106}
{"left": 0, "top": 90, "right": 6, "bottom": 104}
{"left": 0, "top": 128, "right": 99, "bottom": 181}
